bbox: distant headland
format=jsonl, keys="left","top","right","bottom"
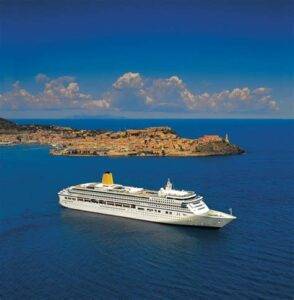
{"left": 0, "top": 118, "right": 244, "bottom": 157}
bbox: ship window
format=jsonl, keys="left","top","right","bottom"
{"left": 107, "top": 201, "right": 114, "bottom": 205}
{"left": 78, "top": 197, "right": 83, "bottom": 201}
{"left": 131, "top": 205, "right": 135, "bottom": 209}
{"left": 115, "top": 203, "right": 122, "bottom": 207}
{"left": 165, "top": 211, "right": 168, "bottom": 214}
{"left": 123, "top": 204, "right": 130, "bottom": 208}
{"left": 138, "top": 207, "right": 144, "bottom": 210}
{"left": 147, "top": 209, "right": 153, "bottom": 212}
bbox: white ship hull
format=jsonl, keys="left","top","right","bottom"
{"left": 59, "top": 196, "right": 235, "bottom": 228}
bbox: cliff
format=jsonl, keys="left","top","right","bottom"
{"left": 0, "top": 118, "right": 244, "bottom": 156}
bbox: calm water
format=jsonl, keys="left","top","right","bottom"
{"left": 1, "top": 119, "right": 293, "bottom": 299}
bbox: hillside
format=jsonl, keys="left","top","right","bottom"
{"left": 0, "top": 118, "right": 244, "bottom": 156}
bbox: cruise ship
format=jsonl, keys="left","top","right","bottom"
{"left": 58, "top": 172, "right": 236, "bottom": 228}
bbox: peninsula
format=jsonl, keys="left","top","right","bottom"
{"left": 0, "top": 118, "right": 244, "bottom": 157}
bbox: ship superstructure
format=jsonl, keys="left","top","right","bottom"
{"left": 58, "top": 172, "right": 236, "bottom": 228}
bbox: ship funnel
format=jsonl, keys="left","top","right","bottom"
{"left": 102, "top": 171, "right": 114, "bottom": 185}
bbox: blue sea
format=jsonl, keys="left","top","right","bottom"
{"left": 1, "top": 119, "right": 293, "bottom": 299}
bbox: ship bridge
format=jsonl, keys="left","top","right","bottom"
{"left": 158, "top": 179, "right": 197, "bottom": 200}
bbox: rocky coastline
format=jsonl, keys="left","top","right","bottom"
{"left": 0, "top": 118, "right": 244, "bottom": 157}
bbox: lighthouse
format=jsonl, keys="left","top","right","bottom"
{"left": 225, "top": 133, "right": 229, "bottom": 143}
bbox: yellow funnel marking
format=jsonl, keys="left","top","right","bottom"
{"left": 102, "top": 172, "right": 114, "bottom": 185}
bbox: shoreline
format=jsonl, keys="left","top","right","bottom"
{"left": 0, "top": 142, "right": 245, "bottom": 157}
{"left": 0, "top": 118, "right": 245, "bottom": 157}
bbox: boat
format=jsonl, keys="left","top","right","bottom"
{"left": 58, "top": 171, "right": 236, "bottom": 228}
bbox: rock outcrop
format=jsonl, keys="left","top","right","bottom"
{"left": 0, "top": 118, "right": 244, "bottom": 156}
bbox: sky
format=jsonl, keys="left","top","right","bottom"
{"left": 0, "top": 0, "right": 293, "bottom": 118}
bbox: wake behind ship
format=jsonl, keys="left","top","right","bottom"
{"left": 58, "top": 172, "right": 236, "bottom": 228}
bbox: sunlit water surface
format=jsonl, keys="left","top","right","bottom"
{"left": 0, "top": 119, "right": 293, "bottom": 299}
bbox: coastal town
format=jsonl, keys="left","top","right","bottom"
{"left": 0, "top": 118, "right": 244, "bottom": 157}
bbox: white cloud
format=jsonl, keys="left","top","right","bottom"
{"left": 82, "top": 99, "right": 110, "bottom": 109}
{"left": 253, "top": 87, "right": 271, "bottom": 95}
{"left": 0, "top": 76, "right": 111, "bottom": 111}
{"left": 228, "top": 88, "right": 251, "bottom": 101}
{"left": 109, "top": 73, "right": 278, "bottom": 112}
{"left": 0, "top": 72, "right": 279, "bottom": 114}
{"left": 35, "top": 73, "right": 50, "bottom": 83}
{"left": 113, "top": 72, "right": 143, "bottom": 90}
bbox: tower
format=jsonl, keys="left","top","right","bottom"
{"left": 225, "top": 133, "right": 229, "bottom": 143}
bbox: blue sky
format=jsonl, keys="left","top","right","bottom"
{"left": 0, "top": 0, "right": 293, "bottom": 118}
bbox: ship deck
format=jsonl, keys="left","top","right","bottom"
{"left": 71, "top": 182, "right": 197, "bottom": 200}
